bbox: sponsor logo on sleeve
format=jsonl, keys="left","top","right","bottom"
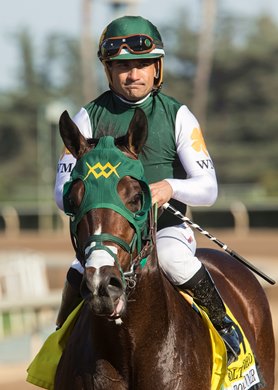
{"left": 191, "top": 127, "right": 209, "bottom": 156}
{"left": 57, "top": 162, "right": 74, "bottom": 173}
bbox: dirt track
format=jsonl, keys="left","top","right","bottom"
{"left": 0, "top": 230, "right": 277, "bottom": 389}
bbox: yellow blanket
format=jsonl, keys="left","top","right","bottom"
{"left": 26, "top": 297, "right": 261, "bottom": 390}
{"left": 26, "top": 301, "right": 84, "bottom": 390}
{"left": 223, "top": 311, "right": 261, "bottom": 390}
{"left": 180, "top": 292, "right": 262, "bottom": 390}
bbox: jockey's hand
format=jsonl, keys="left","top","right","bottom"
{"left": 149, "top": 180, "right": 173, "bottom": 207}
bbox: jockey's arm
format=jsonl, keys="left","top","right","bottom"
{"left": 158, "top": 105, "right": 218, "bottom": 208}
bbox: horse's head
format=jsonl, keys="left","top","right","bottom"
{"left": 59, "top": 108, "right": 152, "bottom": 320}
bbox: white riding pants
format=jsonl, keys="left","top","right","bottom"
{"left": 156, "top": 223, "right": 202, "bottom": 285}
{"left": 70, "top": 223, "right": 202, "bottom": 286}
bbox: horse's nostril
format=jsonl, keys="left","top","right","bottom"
{"left": 95, "top": 276, "right": 123, "bottom": 298}
{"left": 109, "top": 276, "right": 123, "bottom": 291}
{"left": 98, "top": 283, "right": 109, "bottom": 297}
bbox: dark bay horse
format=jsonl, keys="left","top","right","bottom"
{"left": 55, "top": 108, "right": 275, "bottom": 390}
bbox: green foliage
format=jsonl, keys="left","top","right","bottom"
{"left": 163, "top": 13, "right": 278, "bottom": 197}
{"left": 208, "top": 15, "right": 278, "bottom": 194}
{"left": 0, "top": 29, "right": 85, "bottom": 202}
{"left": 162, "top": 11, "right": 198, "bottom": 102}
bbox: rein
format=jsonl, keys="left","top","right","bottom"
{"left": 122, "top": 204, "right": 156, "bottom": 288}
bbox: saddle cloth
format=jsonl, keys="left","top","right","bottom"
{"left": 26, "top": 301, "right": 84, "bottom": 390}
{"left": 26, "top": 297, "right": 263, "bottom": 390}
{"left": 180, "top": 292, "right": 263, "bottom": 390}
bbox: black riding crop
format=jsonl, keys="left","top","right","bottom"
{"left": 163, "top": 202, "right": 276, "bottom": 285}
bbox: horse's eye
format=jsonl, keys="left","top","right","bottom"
{"left": 68, "top": 197, "right": 75, "bottom": 208}
{"left": 127, "top": 193, "right": 143, "bottom": 212}
{"left": 64, "top": 193, "right": 78, "bottom": 216}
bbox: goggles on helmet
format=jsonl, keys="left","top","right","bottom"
{"left": 99, "top": 34, "right": 161, "bottom": 60}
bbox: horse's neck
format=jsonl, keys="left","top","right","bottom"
{"left": 83, "top": 256, "right": 198, "bottom": 385}
{"left": 127, "top": 253, "right": 174, "bottom": 330}
{"left": 87, "top": 253, "right": 179, "bottom": 359}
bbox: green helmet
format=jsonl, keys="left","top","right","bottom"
{"left": 98, "top": 16, "right": 165, "bottom": 62}
{"left": 98, "top": 16, "right": 165, "bottom": 89}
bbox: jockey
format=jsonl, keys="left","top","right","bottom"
{"left": 54, "top": 15, "right": 240, "bottom": 365}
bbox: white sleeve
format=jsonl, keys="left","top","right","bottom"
{"left": 54, "top": 108, "right": 93, "bottom": 210}
{"left": 165, "top": 105, "right": 218, "bottom": 207}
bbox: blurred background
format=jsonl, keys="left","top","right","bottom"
{"left": 0, "top": 0, "right": 277, "bottom": 388}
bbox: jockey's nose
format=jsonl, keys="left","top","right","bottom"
{"left": 127, "top": 67, "right": 140, "bottom": 80}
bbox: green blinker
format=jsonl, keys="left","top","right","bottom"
{"left": 63, "top": 136, "right": 152, "bottom": 252}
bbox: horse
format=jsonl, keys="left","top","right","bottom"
{"left": 55, "top": 108, "right": 275, "bottom": 390}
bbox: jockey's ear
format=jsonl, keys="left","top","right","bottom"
{"left": 59, "top": 111, "right": 91, "bottom": 159}
{"left": 126, "top": 108, "right": 148, "bottom": 155}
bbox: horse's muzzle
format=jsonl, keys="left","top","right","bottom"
{"left": 81, "top": 266, "right": 126, "bottom": 318}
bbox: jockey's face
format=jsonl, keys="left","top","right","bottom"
{"left": 109, "top": 59, "right": 159, "bottom": 101}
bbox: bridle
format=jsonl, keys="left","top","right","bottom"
{"left": 64, "top": 136, "right": 154, "bottom": 288}
{"left": 69, "top": 222, "right": 154, "bottom": 290}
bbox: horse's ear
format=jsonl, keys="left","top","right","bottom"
{"left": 59, "top": 111, "right": 91, "bottom": 159}
{"left": 126, "top": 108, "right": 148, "bottom": 155}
